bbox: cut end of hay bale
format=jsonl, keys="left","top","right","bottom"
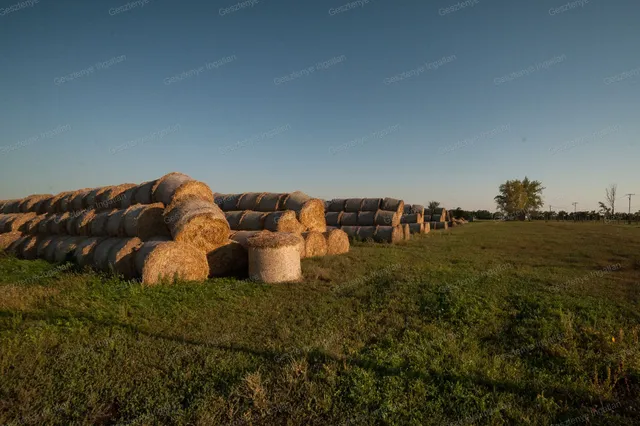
{"left": 247, "top": 232, "right": 303, "bottom": 249}
{"left": 374, "top": 226, "right": 403, "bottom": 244}
{"left": 152, "top": 172, "right": 214, "bottom": 206}
{"left": 283, "top": 192, "right": 326, "bottom": 232}
{"left": 0, "top": 232, "right": 24, "bottom": 252}
{"left": 264, "top": 211, "right": 305, "bottom": 233}
{"left": 402, "top": 224, "right": 411, "bottom": 240}
{"left": 301, "top": 231, "right": 328, "bottom": 258}
{"left": 247, "top": 234, "right": 302, "bottom": 283}
{"left": 136, "top": 241, "right": 209, "bottom": 285}
{"left": 107, "top": 237, "right": 143, "bottom": 279}
{"left": 323, "top": 229, "right": 349, "bottom": 255}
{"left": 380, "top": 198, "right": 405, "bottom": 215}
{"left": 207, "top": 240, "right": 248, "bottom": 277}
{"left": 165, "top": 198, "right": 230, "bottom": 252}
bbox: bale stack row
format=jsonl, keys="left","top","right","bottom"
{"left": 428, "top": 207, "right": 450, "bottom": 231}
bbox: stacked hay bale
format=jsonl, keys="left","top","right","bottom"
{"left": 428, "top": 207, "right": 449, "bottom": 231}
{"left": 402, "top": 204, "right": 426, "bottom": 235}
{"left": 323, "top": 197, "right": 405, "bottom": 243}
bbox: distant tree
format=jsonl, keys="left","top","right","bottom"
{"left": 558, "top": 210, "right": 568, "bottom": 220}
{"left": 473, "top": 210, "right": 493, "bottom": 220}
{"left": 605, "top": 184, "right": 617, "bottom": 215}
{"left": 598, "top": 201, "right": 610, "bottom": 215}
{"left": 428, "top": 201, "right": 440, "bottom": 214}
{"left": 494, "top": 177, "right": 545, "bottom": 220}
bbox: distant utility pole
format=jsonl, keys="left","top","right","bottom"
{"left": 625, "top": 194, "right": 635, "bottom": 224}
{"left": 572, "top": 202, "right": 578, "bottom": 214}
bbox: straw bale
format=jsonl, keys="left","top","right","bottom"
{"left": 256, "top": 193, "right": 287, "bottom": 212}
{"left": 344, "top": 198, "right": 363, "bottom": 212}
{"left": 401, "top": 213, "right": 423, "bottom": 224}
{"left": 49, "top": 213, "right": 70, "bottom": 234}
{"left": 282, "top": 192, "right": 326, "bottom": 232}
{"left": 230, "top": 230, "right": 270, "bottom": 248}
{"left": 207, "top": 240, "right": 248, "bottom": 277}
{"left": 106, "top": 209, "right": 127, "bottom": 237}
{"left": 0, "top": 232, "right": 23, "bottom": 252}
{"left": 135, "top": 240, "right": 209, "bottom": 285}
{"left": 93, "top": 238, "right": 123, "bottom": 271}
{"left": 263, "top": 211, "right": 305, "bottom": 233}
{"left": 360, "top": 198, "right": 382, "bottom": 212}
{"left": 238, "top": 211, "right": 266, "bottom": 231}
{"left": 357, "top": 211, "right": 376, "bottom": 226}
{"left": 323, "top": 229, "right": 349, "bottom": 255}
{"left": 325, "top": 211, "right": 343, "bottom": 227}
{"left": 83, "top": 187, "right": 111, "bottom": 209}
{"left": 73, "top": 210, "right": 96, "bottom": 236}
{"left": 380, "top": 198, "right": 404, "bottom": 214}
{"left": 8, "top": 213, "right": 36, "bottom": 233}
{"left": 340, "top": 212, "right": 358, "bottom": 226}
{"left": 19, "top": 194, "right": 52, "bottom": 213}
{"left": 224, "top": 211, "right": 247, "bottom": 229}
{"left": 374, "top": 210, "right": 400, "bottom": 227}
{"left": 107, "top": 237, "right": 143, "bottom": 279}
{"left": 356, "top": 226, "right": 377, "bottom": 242}
{"left": 73, "top": 237, "right": 105, "bottom": 268}
{"left": 54, "top": 236, "right": 85, "bottom": 263}
{"left": 98, "top": 184, "right": 135, "bottom": 211}
{"left": 90, "top": 210, "right": 116, "bottom": 236}
{"left": 327, "top": 199, "right": 346, "bottom": 212}
{"left": 402, "top": 224, "right": 411, "bottom": 240}
{"left": 237, "top": 192, "right": 266, "bottom": 211}
{"left": 19, "top": 235, "right": 40, "bottom": 260}
{"left": 217, "top": 193, "right": 242, "bottom": 211}
{"left": 374, "top": 226, "right": 403, "bottom": 244}
{"left": 123, "top": 203, "right": 170, "bottom": 240}
{"left": 133, "top": 180, "right": 157, "bottom": 205}
{"left": 408, "top": 223, "right": 423, "bottom": 234}
{"left": 152, "top": 172, "right": 214, "bottom": 205}
{"left": 164, "top": 198, "right": 230, "bottom": 251}
{"left": 247, "top": 233, "right": 303, "bottom": 283}
{"left": 22, "top": 215, "right": 46, "bottom": 235}
{"left": 7, "top": 235, "right": 28, "bottom": 257}
{"left": 301, "top": 231, "right": 327, "bottom": 258}
{"left": 340, "top": 226, "right": 359, "bottom": 238}
{"left": 36, "top": 235, "right": 55, "bottom": 259}
{"left": 2, "top": 200, "right": 22, "bottom": 214}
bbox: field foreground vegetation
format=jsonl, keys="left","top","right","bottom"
{"left": 1, "top": 221, "right": 639, "bottom": 425}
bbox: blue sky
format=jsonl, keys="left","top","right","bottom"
{"left": 0, "top": 0, "right": 638, "bottom": 211}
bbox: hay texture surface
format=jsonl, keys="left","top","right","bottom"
{"left": 402, "top": 224, "right": 411, "bottom": 240}
{"left": 323, "top": 229, "right": 349, "bottom": 255}
{"left": 73, "top": 210, "right": 96, "bottom": 236}
{"left": 224, "top": 211, "right": 247, "bottom": 229}
{"left": 83, "top": 187, "right": 110, "bottom": 210}
{"left": 123, "top": 203, "right": 170, "bottom": 240}
{"left": 230, "top": 230, "right": 270, "bottom": 248}
{"left": 49, "top": 213, "right": 70, "bottom": 235}
{"left": 54, "top": 236, "right": 85, "bottom": 263}
{"left": 356, "top": 226, "right": 377, "bottom": 242}
{"left": 374, "top": 226, "right": 403, "bottom": 244}
{"left": 401, "top": 213, "right": 423, "bottom": 224}
{"left": 93, "top": 238, "right": 124, "bottom": 272}
{"left": 19, "top": 235, "right": 40, "bottom": 260}
{"left": 107, "top": 237, "right": 143, "bottom": 279}
{"left": 135, "top": 240, "right": 209, "bottom": 285}
{"left": 133, "top": 180, "right": 157, "bottom": 205}
{"left": 340, "top": 212, "right": 358, "bottom": 226}
{"left": 327, "top": 199, "right": 346, "bottom": 212}
{"left": 344, "top": 198, "right": 363, "bottom": 212}
{"left": 423, "top": 222, "right": 430, "bottom": 233}
{"left": 0, "top": 232, "right": 24, "bottom": 251}
{"left": 238, "top": 211, "right": 266, "bottom": 231}
{"left": 263, "top": 211, "right": 305, "bottom": 233}
{"left": 360, "top": 198, "right": 382, "bottom": 212}
{"left": 90, "top": 210, "right": 115, "bottom": 236}
{"left": 374, "top": 211, "right": 400, "bottom": 227}
{"left": 325, "top": 211, "right": 343, "bottom": 227}
{"left": 73, "top": 237, "right": 105, "bottom": 268}
{"left": 357, "top": 211, "right": 376, "bottom": 226}
{"left": 106, "top": 209, "right": 127, "bottom": 237}
{"left": 7, "top": 235, "right": 28, "bottom": 257}
{"left": 237, "top": 192, "right": 265, "bottom": 211}
{"left": 408, "top": 223, "right": 423, "bottom": 234}
{"left": 381, "top": 198, "right": 405, "bottom": 214}
{"left": 247, "top": 233, "right": 303, "bottom": 283}
{"left": 164, "top": 198, "right": 230, "bottom": 252}
{"left": 36, "top": 236, "right": 55, "bottom": 259}
{"left": 301, "top": 231, "right": 327, "bottom": 258}
{"left": 20, "top": 194, "right": 52, "bottom": 213}
{"left": 282, "top": 192, "right": 326, "bottom": 232}
{"left": 152, "top": 172, "right": 214, "bottom": 206}
{"left": 8, "top": 213, "right": 36, "bottom": 233}
{"left": 257, "top": 193, "right": 286, "bottom": 212}
{"left": 207, "top": 240, "right": 248, "bottom": 277}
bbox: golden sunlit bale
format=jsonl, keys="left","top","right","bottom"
{"left": 282, "top": 191, "right": 326, "bottom": 232}
{"left": 263, "top": 211, "right": 305, "bottom": 233}
{"left": 135, "top": 240, "right": 209, "bottom": 285}
{"left": 380, "top": 198, "right": 404, "bottom": 214}
{"left": 300, "top": 231, "right": 327, "bottom": 258}
{"left": 152, "top": 172, "right": 214, "bottom": 205}
{"left": 123, "top": 203, "right": 170, "bottom": 240}
{"left": 164, "top": 198, "right": 230, "bottom": 252}
{"left": 247, "top": 232, "right": 303, "bottom": 283}
{"left": 323, "top": 229, "right": 349, "bottom": 255}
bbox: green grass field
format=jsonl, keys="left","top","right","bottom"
{"left": 1, "top": 222, "right": 639, "bottom": 425}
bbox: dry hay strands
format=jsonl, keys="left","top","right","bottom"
{"left": 230, "top": 230, "right": 271, "bottom": 248}
{"left": 73, "top": 237, "right": 105, "bottom": 268}
{"left": 0, "top": 214, "right": 15, "bottom": 233}
{"left": 401, "top": 213, "right": 423, "bottom": 224}
{"left": 42, "top": 236, "right": 68, "bottom": 262}
{"left": 374, "top": 226, "right": 403, "bottom": 244}
{"left": 97, "top": 184, "right": 136, "bottom": 212}
{"left": 340, "top": 226, "right": 359, "bottom": 238}
{"left": 247, "top": 232, "right": 303, "bottom": 283}
{"left": 135, "top": 240, "right": 209, "bottom": 285}
{"left": 22, "top": 215, "right": 46, "bottom": 235}
{"left": 215, "top": 193, "right": 243, "bottom": 211}
{"left": 9, "top": 213, "right": 37, "bottom": 233}
{"left": 152, "top": 172, "right": 214, "bottom": 206}
{"left": 402, "top": 224, "right": 411, "bottom": 240}
{"left": 325, "top": 211, "right": 343, "bottom": 227}
{"left": 164, "top": 198, "right": 230, "bottom": 252}
{"left": 380, "top": 198, "right": 405, "bottom": 215}
{"left": 256, "top": 193, "right": 287, "bottom": 212}
{"left": 123, "top": 203, "right": 170, "bottom": 240}
{"left": 282, "top": 192, "right": 326, "bottom": 232}
{"left": 0, "top": 232, "right": 24, "bottom": 252}
{"left": 36, "top": 235, "right": 56, "bottom": 259}
{"left": 360, "top": 198, "right": 382, "bottom": 212}
{"left": 356, "top": 226, "right": 377, "bottom": 242}
{"left": 133, "top": 180, "right": 157, "bottom": 205}
{"left": 56, "top": 192, "right": 78, "bottom": 213}
{"left": 323, "top": 229, "right": 349, "bottom": 255}
{"left": 423, "top": 222, "right": 431, "bottom": 233}
{"left": 90, "top": 210, "right": 116, "bottom": 236}
{"left": 374, "top": 210, "right": 401, "bottom": 227}
{"left": 70, "top": 189, "right": 93, "bottom": 212}
{"left": 408, "top": 223, "right": 423, "bottom": 235}
{"left": 237, "top": 192, "right": 266, "bottom": 211}
{"left": 49, "top": 213, "right": 71, "bottom": 235}
{"left": 357, "top": 211, "right": 376, "bottom": 226}
{"left": 343, "top": 198, "right": 364, "bottom": 213}
{"left": 340, "top": 212, "right": 358, "bottom": 227}
{"left": 263, "top": 211, "right": 305, "bottom": 233}
{"left": 107, "top": 237, "right": 143, "bottom": 279}
{"left": 238, "top": 211, "right": 266, "bottom": 231}
{"left": 93, "top": 238, "right": 125, "bottom": 272}
{"left": 327, "top": 199, "right": 346, "bottom": 212}
{"left": 19, "top": 194, "right": 52, "bottom": 213}
{"left": 6, "top": 235, "right": 29, "bottom": 257}
{"left": 73, "top": 209, "right": 96, "bottom": 236}
{"left": 300, "top": 231, "right": 327, "bottom": 258}
{"left": 106, "top": 209, "right": 127, "bottom": 237}
{"left": 207, "top": 240, "right": 248, "bottom": 278}
{"left": 224, "top": 211, "right": 247, "bottom": 230}
{"left": 19, "top": 235, "right": 41, "bottom": 260}
{"left": 83, "top": 186, "right": 112, "bottom": 210}
{"left": 53, "top": 236, "right": 85, "bottom": 263}
{"left": 2, "top": 199, "right": 22, "bottom": 214}
{"left": 118, "top": 185, "right": 138, "bottom": 209}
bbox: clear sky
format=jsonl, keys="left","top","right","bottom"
{"left": 0, "top": 0, "right": 638, "bottom": 212}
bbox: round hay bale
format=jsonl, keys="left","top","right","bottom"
{"left": 73, "top": 237, "right": 105, "bottom": 268}
{"left": 423, "top": 215, "right": 432, "bottom": 222}
{"left": 224, "top": 211, "right": 246, "bottom": 230}
{"left": 340, "top": 212, "right": 358, "bottom": 226}
{"left": 230, "top": 230, "right": 270, "bottom": 248}
{"left": 431, "top": 208, "right": 445, "bottom": 222}
{"left": 43, "top": 236, "right": 68, "bottom": 262}
{"left": 282, "top": 192, "right": 326, "bottom": 232}
{"left": 98, "top": 184, "right": 136, "bottom": 211}
{"left": 257, "top": 193, "right": 287, "bottom": 212}
{"left": 323, "top": 229, "right": 349, "bottom": 255}
{"left": 123, "top": 203, "right": 170, "bottom": 240}
{"left": 218, "top": 194, "right": 242, "bottom": 211}
{"left": 238, "top": 211, "right": 266, "bottom": 231}
{"left": 135, "top": 240, "right": 209, "bottom": 285}
{"left": 237, "top": 192, "right": 266, "bottom": 211}
{"left": 90, "top": 210, "right": 116, "bottom": 236}
{"left": 325, "top": 211, "right": 343, "bottom": 227}
{"left": 340, "top": 226, "right": 359, "bottom": 238}
{"left": 133, "top": 180, "right": 157, "bottom": 205}
{"left": 423, "top": 222, "right": 430, "bottom": 234}
{"left": 263, "top": 211, "right": 305, "bottom": 233}
{"left": 22, "top": 215, "right": 46, "bottom": 235}
{"left": 374, "top": 211, "right": 400, "bottom": 227}
{"left": 344, "top": 198, "right": 364, "bottom": 212}
{"left": 36, "top": 235, "right": 56, "bottom": 259}
{"left": 118, "top": 185, "right": 138, "bottom": 209}
{"left": 429, "top": 221, "right": 438, "bottom": 229}
{"left": 2, "top": 200, "right": 22, "bottom": 214}
{"left": 0, "top": 232, "right": 24, "bottom": 252}
{"left": 83, "top": 186, "right": 112, "bottom": 209}
{"left": 402, "top": 224, "right": 411, "bottom": 240}
{"left": 19, "top": 235, "right": 40, "bottom": 260}
{"left": 7, "top": 235, "right": 28, "bottom": 257}
{"left": 70, "top": 189, "right": 92, "bottom": 212}
{"left": 374, "top": 226, "right": 403, "bottom": 244}
{"left": 327, "top": 199, "right": 346, "bottom": 212}
{"left": 107, "top": 237, "right": 143, "bottom": 279}
{"left": 360, "top": 198, "right": 382, "bottom": 212}
{"left": 433, "top": 221, "right": 448, "bottom": 230}
{"left": 151, "top": 172, "right": 214, "bottom": 205}
{"left": 73, "top": 210, "right": 96, "bottom": 236}
{"left": 19, "top": 194, "right": 52, "bottom": 213}
{"left": 408, "top": 223, "right": 423, "bottom": 235}
{"left": 0, "top": 214, "right": 14, "bottom": 233}
{"left": 54, "top": 236, "right": 85, "bottom": 263}
{"left": 380, "top": 198, "right": 405, "bottom": 214}
{"left": 57, "top": 192, "right": 76, "bottom": 213}
{"left": 357, "top": 211, "right": 376, "bottom": 226}
{"left": 164, "top": 198, "right": 230, "bottom": 252}
{"left": 49, "top": 213, "right": 71, "bottom": 235}
{"left": 93, "top": 238, "right": 124, "bottom": 272}
{"left": 106, "top": 209, "right": 127, "bottom": 237}
{"left": 207, "top": 240, "right": 248, "bottom": 277}
{"left": 356, "top": 226, "right": 377, "bottom": 242}
{"left": 247, "top": 233, "right": 303, "bottom": 283}
{"left": 65, "top": 213, "right": 80, "bottom": 235}
{"left": 411, "top": 204, "right": 425, "bottom": 215}
{"left": 301, "top": 231, "right": 327, "bottom": 258}
{"left": 34, "top": 196, "right": 55, "bottom": 214}
{"left": 8, "top": 213, "right": 37, "bottom": 233}
{"left": 401, "top": 213, "right": 423, "bottom": 224}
